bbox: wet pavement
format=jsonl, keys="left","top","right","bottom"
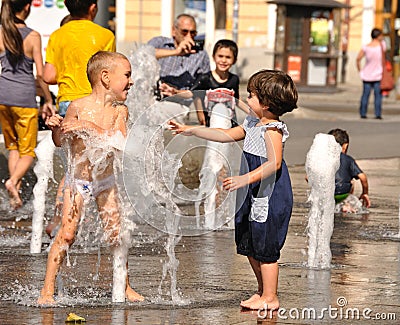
{"left": 0, "top": 155, "right": 399, "bottom": 324}
{"left": 1, "top": 86, "right": 400, "bottom": 324}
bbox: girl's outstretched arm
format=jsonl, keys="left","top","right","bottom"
{"left": 168, "top": 120, "right": 245, "bottom": 143}
{"left": 223, "top": 127, "right": 283, "bottom": 191}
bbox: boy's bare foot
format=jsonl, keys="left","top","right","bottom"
{"left": 5, "top": 179, "right": 22, "bottom": 210}
{"left": 37, "top": 294, "right": 55, "bottom": 305}
{"left": 240, "top": 295, "right": 279, "bottom": 311}
{"left": 126, "top": 286, "right": 144, "bottom": 302}
{"left": 240, "top": 292, "right": 261, "bottom": 306}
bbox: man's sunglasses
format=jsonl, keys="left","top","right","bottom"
{"left": 177, "top": 28, "right": 197, "bottom": 37}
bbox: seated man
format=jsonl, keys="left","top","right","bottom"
{"left": 147, "top": 14, "right": 210, "bottom": 97}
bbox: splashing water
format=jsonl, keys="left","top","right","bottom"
{"left": 124, "top": 45, "right": 242, "bottom": 303}
{"left": 305, "top": 133, "right": 341, "bottom": 269}
{"left": 65, "top": 129, "right": 135, "bottom": 303}
{"left": 125, "top": 45, "right": 188, "bottom": 304}
{"left": 28, "top": 108, "right": 136, "bottom": 304}
{"left": 334, "top": 193, "right": 369, "bottom": 214}
{"left": 194, "top": 103, "right": 235, "bottom": 230}
{"left": 31, "top": 132, "right": 56, "bottom": 253}
{"left": 24, "top": 44, "right": 239, "bottom": 305}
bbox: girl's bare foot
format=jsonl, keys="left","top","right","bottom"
{"left": 240, "top": 295, "right": 279, "bottom": 311}
{"left": 126, "top": 286, "right": 144, "bottom": 302}
{"left": 240, "top": 292, "right": 261, "bottom": 307}
{"left": 5, "top": 179, "right": 22, "bottom": 210}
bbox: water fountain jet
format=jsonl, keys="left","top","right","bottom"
{"left": 194, "top": 102, "right": 235, "bottom": 230}
{"left": 305, "top": 133, "right": 341, "bottom": 269}
{"left": 31, "top": 131, "right": 56, "bottom": 254}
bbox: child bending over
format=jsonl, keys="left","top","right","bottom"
{"left": 38, "top": 51, "right": 143, "bottom": 305}
{"left": 328, "top": 128, "right": 371, "bottom": 210}
{"left": 169, "top": 70, "right": 297, "bottom": 310}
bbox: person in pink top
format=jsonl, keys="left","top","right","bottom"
{"left": 356, "top": 28, "right": 385, "bottom": 119}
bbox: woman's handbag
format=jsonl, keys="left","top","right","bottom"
{"left": 380, "top": 44, "right": 395, "bottom": 91}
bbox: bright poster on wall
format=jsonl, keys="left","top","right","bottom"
{"left": 24, "top": 1, "right": 69, "bottom": 58}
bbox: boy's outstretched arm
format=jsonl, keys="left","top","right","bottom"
{"left": 45, "top": 114, "right": 63, "bottom": 147}
{"left": 358, "top": 172, "right": 371, "bottom": 207}
{"left": 168, "top": 120, "right": 245, "bottom": 143}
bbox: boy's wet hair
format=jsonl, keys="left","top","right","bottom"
{"left": 247, "top": 69, "right": 298, "bottom": 116}
{"left": 86, "top": 51, "right": 128, "bottom": 86}
{"left": 65, "top": 0, "right": 97, "bottom": 18}
{"left": 328, "top": 129, "right": 349, "bottom": 146}
{"left": 212, "top": 39, "right": 238, "bottom": 64}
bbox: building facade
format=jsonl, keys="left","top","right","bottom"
{"left": 110, "top": 0, "right": 400, "bottom": 86}
{"left": 2, "top": 0, "right": 399, "bottom": 87}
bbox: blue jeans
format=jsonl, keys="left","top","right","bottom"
{"left": 359, "top": 81, "right": 382, "bottom": 118}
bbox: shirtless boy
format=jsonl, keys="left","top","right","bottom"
{"left": 38, "top": 51, "right": 143, "bottom": 304}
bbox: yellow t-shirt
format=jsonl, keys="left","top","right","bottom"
{"left": 46, "top": 20, "right": 116, "bottom": 104}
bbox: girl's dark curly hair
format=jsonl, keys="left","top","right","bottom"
{"left": 247, "top": 69, "right": 298, "bottom": 116}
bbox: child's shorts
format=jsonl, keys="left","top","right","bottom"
{"left": 0, "top": 105, "right": 38, "bottom": 157}
{"left": 334, "top": 193, "right": 349, "bottom": 203}
{"left": 58, "top": 100, "right": 71, "bottom": 117}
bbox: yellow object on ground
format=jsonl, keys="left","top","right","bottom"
{"left": 65, "top": 312, "right": 86, "bottom": 323}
